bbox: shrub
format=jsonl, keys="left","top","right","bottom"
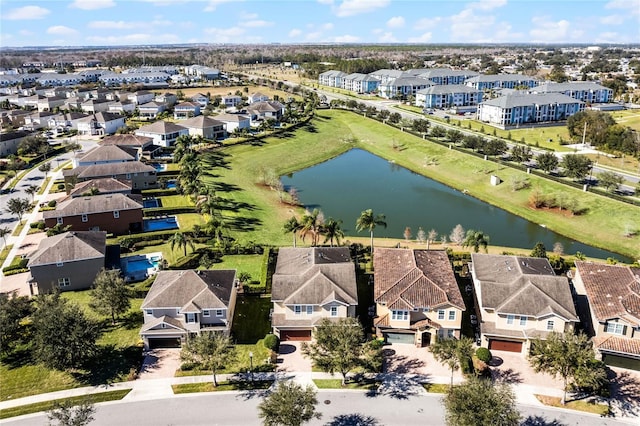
{"left": 263, "top": 334, "right": 280, "bottom": 352}
{"left": 47, "top": 200, "right": 57, "bottom": 207}
{"left": 475, "top": 347, "right": 492, "bottom": 363}
{"left": 57, "top": 183, "right": 65, "bottom": 190}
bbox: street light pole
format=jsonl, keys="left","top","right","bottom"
{"left": 249, "top": 351, "right": 253, "bottom": 382}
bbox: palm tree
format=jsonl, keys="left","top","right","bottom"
{"left": 283, "top": 216, "right": 302, "bottom": 247}
{"left": 462, "top": 229, "right": 490, "bottom": 253}
{"left": 322, "top": 218, "right": 344, "bottom": 247}
{"left": 300, "top": 209, "right": 325, "bottom": 247}
{"left": 355, "top": 209, "right": 387, "bottom": 254}
{"left": 197, "top": 190, "right": 220, "bottom": 218}
{"left": 25, "top": 185, "right": 39, "bottom": 202}
{"left": 0, "top": 227, "right": 10, "bottom": 248}
{"left": 168, "top": 231, "right": 195, "bottom": 257}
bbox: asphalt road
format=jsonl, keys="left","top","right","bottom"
{"left": 2, "top": 391, "right": 634, "bottom": 426}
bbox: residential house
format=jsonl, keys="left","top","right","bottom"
{"left": 27, "top": 231, "right": 108, "bottom": 294}
{"left": 76, "top": 112, "right": 126, "bottom": 136}
{"left": 572, "top": 262, "right": 640, "bottom": 371}
{"left": 215, "top": 113, "right": 250, "bottom": 134}
{"left": 318, "top": 70, "right": 349, "bottom": 88}
{"left": 74, "top": 144, "right": 138, "bottom": 167}
{"left": 138, "top": 102, "right": 166, "bottom": 120}
{"left": 271, "top": 247, "right": 358, "bottom": 341}
{"left": 23, "top": 111, "right": 54, "bottom": 130}
{"left": 221, "top": 95, "right": 242, "bottom": 108}
{"left": 374, "top": 249, "right": 465, "bottom": 346}
{"left": 183, "top": 65, "right": 220, "bottom": 80}
{"left": 341, "top": 73, "right": 380, "bottom": 94}
{"left": 155, "top": 92, "right": 177, "bottom": 106}
{"left": 470, "top": 253, "right": 578, "bottom": 354}
{"left": 46, "top": 112, "right": 87, "bottom": 132}
{"left": 464, "top": 74, "right": 540, "bottom": 91}
{"left": 378, "top": 76, "right": 433, "bottom": 100}
{"left": 37, "top": 96, "right": 65, "bottom": 112}
{"left": 477, "top": 93, "right": 584, "bottom": 128}
{"left": 36, "top": 73, "right": 82, "bottom": 87}
{"left": 0, "top": 130, "right": 32, "bottom": 156}
{"left": 532, "top": 82, "right": 613, "bottom": 104}
{"left": 245, "top": 100, "right": 284, "bottom": 123}
{"left": 135, "top": 120, "right": 189, "bottom": 147}
{"left": 43, "top": 193, "right": 143, "bottom": 235}
{"left": 127, "top": 91, "right": 155, "bottom": 105}
{"left": 173, "top": 102, "right": 201, "bottom": 119}
{"left": 81, "top": 99, "right": 111, "bottom": 114}
{"left": 98, "top": 133, "right": 161, "bottom": 159}
{"left": 140, "top": 269, "right": 238, "bottom": 349}
{"left": 415, "top": 85, "right": 483, "bottom": 109}
{"left": 107, "top": 100, "right": 136, "bottom": 115}
{"left": 68, "top": 178, "right": 132, "bottom": 198}
{"left": 248, "top": 92, "right": 269, "bottom": 104}
{"left": 191, "top": 93, "right": 209, "bottom": 108}
{"left": 181, "top": 116, "right": 225, "bottom": 140}
{"left": 63, "top": 161, "right": 157, "bottom": 191}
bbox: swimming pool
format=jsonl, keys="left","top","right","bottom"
{"left": 151, "top": 163, "right": 167, "bottom": 172}
{"left": 143, "top": 198, "right": 160, "bottom": 208}
{"left": 166, "top": 180, "right": 177, "bottom": 189}
{"left": 121, "top": 252, "right": 162, "bottom": 281}
{"left": 143, "top": 216, "right": 178, "bottom": 232}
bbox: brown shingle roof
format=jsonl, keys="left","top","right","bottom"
{"left": 374, "top": 249, "right": 465, "bottom": 311}
{"left": 472, "top": 254, "right": 577, "bottom": 320}
{"left": 69, "top": 178, "right": 131, "bottom": 197}
{"left": 99, "top": 134, "right": 153, "bottom": 147}
{"left": 136, "top": 120, "right": 187, "bottom": 134}
{"left": 43, "top": 193, "right": 142, "bottom": 219}
{"left": 77, "top": 145, "right": 135, "bottom": 163}
{"left": 575, "top": 261, "right": 640, "bottom": 323}
{"left": 180, "top": 115, "right": 224, "bottom": 130}
{"left": 215, "top": 113, "right": 249, "bottom": 123}
{"left": 64, "top": 161, "right": 156, "bottom": 179}
{"left": 141, "top": 270, "right": 236, "bottom": 310}
{"left": 246, "top": 101, "right": 284, "bottom": 113}
{"left": 27, "top": 231, "right": 106, "bottom": 267}
{"left": 271, "top": 247, "right": 358, "bottom": 306}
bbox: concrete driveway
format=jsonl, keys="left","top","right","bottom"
{"left": 138, "top": 348, "right": 181, "bottom": 380}
{"left": 276, "top": 341, "right": 312, "bottom": 372}
{"left": 489, "top": 349, "right": 564, "bottom": 388}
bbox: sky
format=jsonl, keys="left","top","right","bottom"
{"left": 0, "top": 0, "right": 639, "bottom": 48}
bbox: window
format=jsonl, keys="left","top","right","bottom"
{"left": 58, "top": 277, "right": 70, "bottom": 287}
{"left": 546, "top": 320, "right": 554, "bottom": 331}
{"left": 306, "top": 305, "right": 313, "bottom": 315}
{"left": 145, "top": 309, "right": 153, "bottom": 316}
{"left": 202, "top": 310, "right": 210, "bottom": 317}
{"left": 113, "top": 211, "right": 120, "bottom": 218}
{"left": 506, "top": 315, "right": 515, "bottom": 325}
{"left": 605, "top": 322, "right": 625, "bottom": 335}
{"left": 215, "top": 309, "right": 224, "bottom": 317}
{"left": 391, "top": 310, "right": 408, "bottom": 321}
{"left": 330, "top": 306, "right": 338, "bottom": 317}
{"left": 186, "top": 313, "right": 196, "bottom": 323}
{"left": 81, "top": 214, "right": 88, "bottom": 222}
{"left": 294, "top": 305, "right": 302, "bottom": 315}
{"left": 448, "top": 310, "right": 456, "bottom": 321}
{"left": 447, "top": 329, "right": 455, "bottom": 338}
{"left": 438, "top": 310, "right": 445, "bottom": 320}
{"left": 176, "top": 308, "right": 180, "bottom": 315}
{"left": 519, "top": 316, "right": 527, "bottom": 326}
{"left": 56, "top": 261, "right": 64, "bottom": 267}
{"left": 126, "top": 173, "right": 131, "bottom": 179}
{"left": 56, "top": 217, "right": 63, "bottom": 225}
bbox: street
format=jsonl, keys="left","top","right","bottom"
{"left": 2, "top": 391, "right": 634, "bottom": 426}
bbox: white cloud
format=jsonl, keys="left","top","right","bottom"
{"left": 3, "top": 5, "right": 50, "bottom": 20}
{"left": 88, "top": 19, "right": 172, "bottom": 30}
{"left": 466, "top": 0, "right": 507, "bottom": 11}
{"left": 386, "top": 16, "right": 405, "bottom": 28}
{"left": 239, "top": 12, "right": 259, "bottom": 20}
{"left": 139, "top": 0, "right": 189, "bottom": 5}
{"left": 332, "top": 34, "right": 359, "bottom": 42}
{"left": 322, "top": 22, "right": 334, "bottom": 30}
{"left": 242, "top": 20, "right": 274, "bottom": 28}
{"left": 606, "top": 0, "right": 640, "bottom": 14}
{"left": 306, "top": 31, "right": 322, "bottom": 41}
{"left": 288, "top": 29, "right": 302, "bottom": 38}
{"left": 86, "top": 33, "right": 180, "bottom": 45}
{"left": 600, "top": 14, "right": 625, "bottom": 25}
{"left": 449, "top": 8, "right": 496, "bottom": 41}
{"left": 408, "top": 32, "right": 432, "bottom": 43}
{"left": 317, "top": 0, "right": 334, "bottom": 4}
{"left": 377, "top": 31, "right": 397, "bottom": 42}
{"left": 69, "top": 0, "right": 115, "bottom": 10}
{"left": 19, "top": 30, "right": 34, "bottom": 36}
{"left": 414, "top": 17, "right": 441, "bottom": 30}
{"left": 334, "top": 0, "right": 390, "bottom": 17}
{"left": 47, "top": 26, "right": 78, "bottom": 36}
{"left": 203, "top": 26, "right": 258, "bottom": 42}
{"left": 596, "top": 31, "right": 630, "bottom": 43}
{"left": 529, "top": 16, "right": 572, "bottom": 42}
{"left": 204, "top": 0, "right": 237, "bottom": 12}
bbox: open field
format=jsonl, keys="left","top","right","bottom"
{"left": 609, "top": 109, "right": 640, "bottom": 132}
{"left": 163, "top": 85, "right": 301, "bottom": 102}
{"left": 210, "top": 109, "right": 640, "bottom": 260}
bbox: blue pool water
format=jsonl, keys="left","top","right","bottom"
{"left": 121, "top": 253, "right": 163, "bottom": 281}
{"left": 143, "top": 217, "right": 178, "bottom": 231}
{"left": 166, "top": 180, "right": 177, "bottom": 189}
{"left": 143, "top": 198, "right": 160, "bottom": 208}
{"left": 151, "top": 163, "right": 167, "bottom": 172}
{"left": 125, "top": 258, "right": 157, "bottom": 273}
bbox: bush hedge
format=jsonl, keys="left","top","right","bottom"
{"left": 263, "top": 334, "right": 279, "bottom": 352}
{"left": 143, "top": 206, "right": 196, "bottom": 217}
{"left": 475, "top": 347, "right": 492, "bottom": 363}
{"left": 2, "top": 257, "right": 29, "bottom": 275}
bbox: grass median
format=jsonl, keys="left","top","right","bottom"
{"left": 535, "top": 394, "right": 610, "bottom": 416}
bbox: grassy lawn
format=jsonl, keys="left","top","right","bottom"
{"left": 11, "top": 220, "right": 26, "bottom": 237}
{"left": 0, "top": 390, "right": 131, "bottom": 420}
{"left": 176, "top": 212, "right": 206, "bottom": 231}
{"left": 585, "top": 152, "right": 640, "bottom": 176}
{"left": 535, "top": 394, "right": 610, "bottom": 416}
{"left": 0, "top": 244, "right": 13, "bottom": 266}
{"left": 175, "top": 340, "right": 272, "bottom": 376}
{"left": 37, "top": 177, "right": 51, "bottom": 195}
{"left": 208, "top": 109, "right": 640, "bottom": 260}
{"left": 609, "top": 109, "right": 640, "bottom": 132}
{"left": 172, "top": 379, "right": 274, "bottom": 394}
{"left": 209, "top": 254, "right": 264, "bottom": 283}
{"left": 232, "top": 296, "right": 273, "bottom": 343}
{"left": 423, "top": 383, "right": 450, "bottom": 393}
{"left": 158, "top": 194, "right": 194, "bottom": 207}
{"left": 313, "top": 378, "right": 381, "bottom": 390}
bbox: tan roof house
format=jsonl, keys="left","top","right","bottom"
{"left": 27, "top": 231, "right": 107, "bottom": 294}
{"left": 140, "top": 269, "right": 238, "bottom": 349}
{"left": 181, "top": 115, "right": 225, "bottom": 140}
{"left": 135, "top": 120, "right": 188, "bottom": 147}
{"left": 68, "top": 178, "right": 132, "bottom": 198}
{"left": 374, "top": 249, "right": 465, "bottom": 346}
{"left": 572, "top": 261, "right": 640, "bottom": 371}
{"left": 470, "top": 254, "right": 578, "bottom": 354}
{"left": 271, "top": 247, "right": 358, "bottom": 341}
{"left": 63, "top": 161, "right": 157, "bottom": 191}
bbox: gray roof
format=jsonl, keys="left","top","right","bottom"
{"left": 180, "top": 115, "right": 224, "bottom": 129}
{"left": 64, "top": 161, "right": 156, "bottom": 179}
{"left": 69, "top": 178, "right": 132, "bottom": 197}
{"left": 27, "top": 231, "right": 106, "bottom": 267}
{"left": 417, "top": 68, "right": 479, "bottom": 78}
{"left": 534, "top": 81, "right": 612, "bottom": 93}
{"left": 369, "top": 69, "right": 405, "bottom": 79}
{"left": 141, "top": 269, "right": 236, "bottom": 310}
{"left": 271, "top": 247, "right": 358, "bottom": 306}
{"left": 246, "top": 101, "right": 284, "bottom": 113}
{"left": 215, "top": 113, "right": 250, "bottom": 123}
{"left": 136, "top": 120, "right": 187, "bottom": 135}
{"left": 319, "top": 70, "right": 348, "bottom": 78}
{"left": 43, "top": 193, "right": 142, "bottom": 219}
{"left": 344, "top": 73, "right": 380, "bottom": 83}
{"left": 374, "top": 249, "right": 465, "bottom": 311}
{"left": 78, "top": 112, "right": 124, "bottom": 123}
{"left": 77, "top": 145, "right": 135, "bottom": 163}
{"left": 383, "top": 76, "right": 433, "bottom": 87}
{"left": 465, "top": 74, "right": 539, "bottom": 83}
{"left": 471, "top": 254, "right": 578, "bottom": 321}
{"left": 417, "top": 84, "right": 479, "bottom": 95}
{"left": 480, "top": 92, "right": 584, "bottom": 108}
{"left": 99, "top": 134, "right": 153, "bottom": 148}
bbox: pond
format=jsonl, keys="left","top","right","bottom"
{"left": 281, "top": 149, "right": 629, "bottom": 262}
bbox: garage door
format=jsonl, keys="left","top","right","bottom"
{"left": 489, "top": 339, "right": 523, "bottom": 353}
{"left": 602, "top": 354, "right": 640, "bottom": 371}
{"left": 148, "top": 338, "right": 181, "bottom": 349}
{"left": 280, "top": 330, "right": 312, "bottom": 341}
{"left": 385, "top": 332, "right": 415, "bottom": 345}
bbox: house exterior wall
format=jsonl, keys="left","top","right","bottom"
{"left": 376, "top": 303, "right": 463, "bottom": 341}
{"left": 222, "top": 119, "right": 250, "bottom": 133}
{"left": 30, "top": 257, "right": 104, "bottom": 293}
{"left": 135, "top": 128, "right": 189, "bottom": 147}
{"left": 44, "top": 208, "right": 143, "bottom": 235}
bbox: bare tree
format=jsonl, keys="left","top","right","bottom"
{"left": 449, "top": 224, "right": 465, "bottom": 246}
